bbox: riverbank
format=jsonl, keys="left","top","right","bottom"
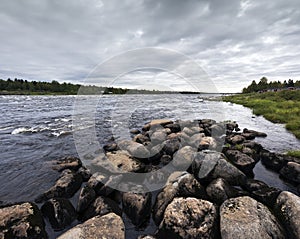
{"left": 222, "top": 90, "right": 300, "bottom": 140}
{"left": 1, "top": 118, "right": 300, "bottom": 239}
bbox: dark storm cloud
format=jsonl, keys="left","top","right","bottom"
{"left": 0, "top": 0, "right": 300, "bottom": 92}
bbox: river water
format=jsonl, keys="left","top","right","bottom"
{"left": 0, "top": 94, "right": 299, "bottom": 237}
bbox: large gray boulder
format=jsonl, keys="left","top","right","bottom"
{"left": 157, "top": 197, "right": 217, "bottom": 239}
{"left": 153, "top": 171, "right": 206, "bottom": 225}
{"left": 0, "top": 202, "right": 47, "bottom": 239}
{"left": 57, "top": 213, "right": 125, "bottom": 239}
{"left": 220, "top": 196, "right": 285, "bottom": 239}
{"left": 225, "top": 149, "right": 256, "bottom": 175}
{"left": 274, "top": 191, "right": 300, "bottom": 239}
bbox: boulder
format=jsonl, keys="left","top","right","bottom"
{"left": 225, "top": 150, "right": 256, "bottom": 175}
{"left": 206, "top": 178, "right": 241, "bottom": 205}
{"left": 35, "top": 169, "right": 82, "bottom": 203}
{"left": 41, "top": 198, "right": 76, "bottom": 231}
{"left": 153, "top": 171, "right": 205, "bottom": 225}
{"left": 199, "top": 136, "right": 217, "bottom": 150}
{"left": 79, "top": 196, "right": 121, "bottom": 222}
{"left": 106, "top": 150, "right": 144, "bottom": 172}
{"left": 157, "top": 197, "right": 217, "bottom": 239}
{"left": 220, "top": 196, "right": 285, "bottom": 239}
{"left": 228, "top": 134, "right": 245, "bottom": 145}
{"left": 77, "top": 166, "right": 92, "bottom": 182}
{"left": 52, "top": 156, "right": 82, "bottom": 172}
{"left": 133, "top": 134, "right": 150, "bottom": 144}
{"left": 150, "top": 131, "right": 167, "bottom": 145}
{"left": 0, "top": 202, "right": 47, "bottom": 239}
{"left": 172, "top": 146, "right": 196, "bottom": 170}
{"left": 162, "top": 138, "right": 181, "bottom": 156}
{"left": 117, "top": 140, "right": 150, "bottom": 159}
{"left": 142, "top": 119, "right": 173, "bottom": 131}
{"left": 57, "top": 213, "right": 125, "bottom": 239}
{"left": 193, "top": 151, "right": 247, "bottom": 186}
{"left": 164, "top": 123, "right": 181, "bottom": 133}
{"left": 87, "top": 172, "right": 122, "bottom": 196}
{"left": 122, "top": 191, "right": 152, "bottom": 226}
{"left": 130, "top": 128, "right": 141, "bottom": 134}
{"left": 77, "top": 185, "right": 96, "bottom": 213}
{"left": 103, "top": 142, "right": 118, "bottom": 152}
{"left": 260, "top": 150, "right": 286, "bottom": 171}
{"left": 243, "top": 128, "right": 267, "bottom": 137}
{"left": 275, "top": 191, "right": 300, "bottom": 239}
{"left": 280, "top": 162, "right": 300, "bottom": 184}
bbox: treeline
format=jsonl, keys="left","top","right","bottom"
{"left": 0, "top": 78, "right": 172, "bottom": 95}
{"left": 242, "top": 77, "right": 300, "bottom": 93}
{"left": 0, "top": 78, "right": 81, "bottom": 94}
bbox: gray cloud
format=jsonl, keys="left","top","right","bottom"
{"left": 0, "top": 0, "right": 300, "bottom": 92}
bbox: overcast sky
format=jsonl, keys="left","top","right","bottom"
{"left": 1, "top": 0, "right": 300, "bottom": 92}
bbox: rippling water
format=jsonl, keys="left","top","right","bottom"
{"left": 0, "top": 94, "right": 299, "bottom": 219}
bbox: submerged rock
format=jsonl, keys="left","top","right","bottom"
{"left": 157, "top": 197, "right": 217, "bottom": 239}
{"left": 220, "top": 196, "right": 285, "bottom": 239}
{"left": 57, "top": 213, "right": 125, "bottom": 239}
{"left": 0, "top": 202, "right": 47, "bottom": 239}
{"left": 275, "top": 191, "right": 300, "bottom": 239}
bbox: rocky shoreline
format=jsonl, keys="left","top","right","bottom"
{"left": 1, "top": 118, "right": 300, "bottom": 239}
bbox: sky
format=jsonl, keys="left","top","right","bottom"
{"left": 1, "top": 0, "right": 300, "bottom": 92}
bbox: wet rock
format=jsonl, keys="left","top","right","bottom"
{"left": 162, "top": 138, "right": 181, "bottom": 156}
{"left": 164, "top": 123, "right": 181, "bottom": 133}
{"left": 77, "top": 166, "right": 92, "bottom": 182}
{"left": 243, "top": 178, "right": 269, "bottom": 192}
{"left": 225, "top": 150, "right": 256, "bottom": 175}
{"left": 243, "top": 128, "right": 267, "bottom": 137}
{"left": 260, "top": 150, "right": 286, "bottom": 171}
{"left": 0, "top": 202, "right": 47, "bottom": 239}
{"left": 228, "top": 134, "right": 245, "bottom": 145}
{"left": 153, "top": 171, "right": 205, "bottom": 225}
{"left": 193, "top": 151, "right": 247, "bottom": 186}
{"left": 106, "top": 150, "right": 144, "bottom": 172}
{"left": 79, "top": 196, "right": 121, "bottom": 222}
{"left": 57, "top": 213, "right": 125, "bottom": 239}
{"left": 117, "top": 140, "right": 150, "bottom": 159}
{"left": 206, "top": 178, "right": 240, "bottom": 205}
{"left": 157, "top": 197, "right": 217, "bottom": 239}
{"left": 280, "top": 162, "right": 300, "bottom": 184}
{"left": 133, "top": 134, "right": 150, "bottom": 144}
{"left": 241, "top": 132, "right": 256, "bottom": 140}
{"left": 220, "top": 196, "right": 285, "bottom": 239}
{"left": 77, "top": 186, "right": 96, "bottom": 213}
{"left": 41, "top": 198, "right": 76, "bottom": 231}
{"left": 122, "top": 191, "right": 152, "bottom": 226}
{"left": 243, "top": 141, "right": 263, "bottom": 153}
{"left": 35, "top": 169, "right": 82, "bottom": 203}
{"left": 275, "top": 191, "right": 300, "bottom": 239}
{"left": 53, "top": 156, "right": 82, "bottom": 172}
{"left": 172, "top": 146, "right": 196, "bottom": 170}
{"left": 130, "top": 128, "right": 140, "bottom": 134}
{"left": 142, "top": 119, "right": 173, "bottom": 131}
{"left": 251, "top": 186, "right": 281, "bottom": 208}
{"left": 87, "top": 172, "right": 123, "bottom": 196}
{"left": 103, "top": 142, "right": 118, "bottom": 152}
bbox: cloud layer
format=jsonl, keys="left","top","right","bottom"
{"left": 1, "top": 0, "right": 300, "bottom": 92}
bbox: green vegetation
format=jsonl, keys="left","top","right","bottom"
{"left": 223, "top": 90, "right": 300, "bottom": 139}
{"left": 287, "top": 150, "right": 300, "bottom": 158}
{"left": 242, "top": 77, "right": 300, "bottom": 93}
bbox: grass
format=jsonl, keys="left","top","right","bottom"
{"left": 223, "top": 90, "right": 300, "bottom": 139}
{"left": 287, "top": 150, "right": 300, "bottom": 158}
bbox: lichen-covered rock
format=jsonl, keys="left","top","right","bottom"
{"left": 220, "top": 196, "right": 285, "bottom": 239}
{"left": 0, "top": 202, "right": 47, "bottom": 239}
{"left": 275, "top": 191, "right": 300, "bottom": 239}
{"left": 106, "top": 150, "right": 144, "bottom": 172}
{"left": 157, "top": 197, "right": 217, "bottom": 239}
{"left": 225, "top": 150, "right": 257, "bottom": 175}
{"left": 153, "top": 171, "right": 205, "bottom": 225}
{"left": 35, "top": 169, "right": 82, "bottom": 203}
{"left": 122, "top": 191, "right": 152, "bottom": 226}
{"left": 57, "top": 213, "right": 125, "bottom": 239}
